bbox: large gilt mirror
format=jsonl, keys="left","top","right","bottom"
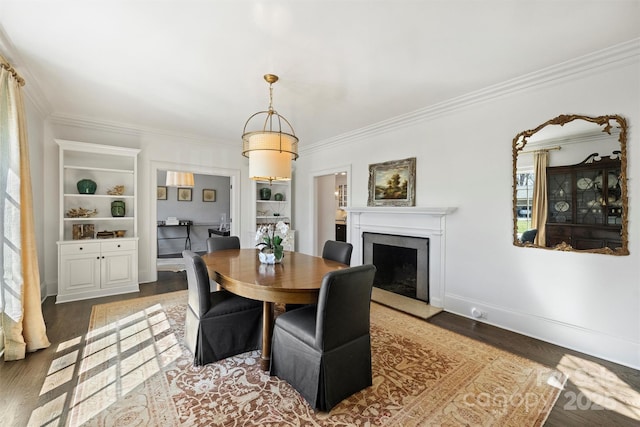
{"left": 512, "top": 114, "right": 628, "bottom": 255}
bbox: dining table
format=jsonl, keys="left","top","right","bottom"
{"left": 201, "top": 248, "right": 349, "bottom": 370}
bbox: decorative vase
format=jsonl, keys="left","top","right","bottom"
{"left": 259, "top": 187, "right": 272, "bottom": 200}
{"left": 111, "top": 200, "right": 126, "bottom": 217}
{"left": 259, "top": 248, "right": 283, "bottom": 264}
{"left": 274, "top": 193, "right": 284, "bottom": 201}
{"left": 77, "top": 179, "right": 97, "bottom": 194}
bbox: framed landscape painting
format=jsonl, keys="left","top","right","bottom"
{"left": 367, "top": 157, "right": 416, "bottom": 207}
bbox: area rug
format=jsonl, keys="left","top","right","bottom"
{"left": 66, "top": 291, "right": 565, "bottom": 426}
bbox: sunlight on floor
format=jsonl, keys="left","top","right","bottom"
{"left": 557, "top": 354, "right": 640, "bottom": 420}
{"left": 27, "top": 303, "right": 181, "bottom": 427}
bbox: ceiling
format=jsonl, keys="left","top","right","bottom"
{"left": 1, "top": 1, "right": 639, "bottom": 149}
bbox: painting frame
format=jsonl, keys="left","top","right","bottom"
{"left": 157, "top": 186, "right": 167, "bottom": 200}
{"left": 177, "top": 187, "right": 192, "bottom": 202}
{"left": 367, "top": 157, "right": 416, "bottom": 207}
{"left": 202, "top": 188, "right": 216, "bottom": 202}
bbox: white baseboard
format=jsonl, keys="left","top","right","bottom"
{"left": 445, "top": 293, "right": 639, "bottom": 370}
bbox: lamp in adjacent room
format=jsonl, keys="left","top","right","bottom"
{"left": 241, "top": 74, "right": 299, "bottom": 182}
{"left": 166, "top": 171, "right": 195, "bottom": 187}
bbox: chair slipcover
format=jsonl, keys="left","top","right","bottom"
{"left": 270, "top": 264, "right": 376, "bottom": 411}
{"left": 206, "top": 235, "right": 240, "bottom": 252}
{"left": 182, "top": 250, "right": 262, "bottom": 365}
{"left": 286, "top": 240, "right": 354, "bottom": 312}
{"left": 321, "top": 240, "right": 353, "bottom": 265}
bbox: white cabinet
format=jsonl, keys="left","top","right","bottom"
{"left": 252, "top": 180, "right": 295, "bottom": 251}
{"left": 255, "top": 180, "right": 291, "bottom": 223}
{"left": 57, "top": 240, "right": 138, "bottom": 303}
{"left": 56, "top": 140, "right": 140, "bottom": 303}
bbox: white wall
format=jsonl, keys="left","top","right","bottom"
{"left": 294, "top": 52, "right": 640, "bottom": 368}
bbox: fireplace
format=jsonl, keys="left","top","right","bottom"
{"left": 345, "top": 207, "right": 456, "bottom": 307}
{"left": 363, "top": 232, "right": 429, "bottom": 301}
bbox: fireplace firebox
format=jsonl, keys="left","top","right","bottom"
{"left": 363, "top": 232, "right": 429, "bottom": 301}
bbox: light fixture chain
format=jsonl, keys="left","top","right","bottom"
{"left": 268, "top": 83, "right": 274, "bottom": 112}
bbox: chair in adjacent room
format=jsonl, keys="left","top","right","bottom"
{"left": 206, "top": 235, "right": 241, "bottom": 252}
{"left": 520, "top": 229, "right": 537, "bottom": 244}
{"left": 182, "top": 250, "right": 262, "bottom": 365}
{"left": 270, "top": 264, "right": 377, "bottom": 411}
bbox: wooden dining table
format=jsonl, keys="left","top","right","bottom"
{"left": 201, "top": 248, "right": 349, "bottom": 370}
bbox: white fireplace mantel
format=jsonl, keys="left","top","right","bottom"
{"left": 345, "top": 206, "right": 457, "bottom": 308}
{"left": 346, "top": 206, "right": 457, "bottom": 215}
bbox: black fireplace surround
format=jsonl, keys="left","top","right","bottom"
{"left": 362, "top": 232, "right": 429, "bottom": 301}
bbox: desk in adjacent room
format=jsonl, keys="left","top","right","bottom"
{"left": 208, "top": 228, "right": 231, "bottom": 237}
{"left": 157, "top": 220, "right": 193, "bottom": 255}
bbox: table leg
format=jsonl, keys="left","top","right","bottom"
{"left": 260, "top": 301, "right": 274, "bottom": 371}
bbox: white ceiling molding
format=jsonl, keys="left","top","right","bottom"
{"left": 49, "top": 113, "right": 237, "bottom": 147}
{"left": 302, "top": 38, "right": 640, "bottom": 155}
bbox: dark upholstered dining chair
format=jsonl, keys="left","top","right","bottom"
{"left": 270, "top": 264, "right": 377, "bottom": 411}
{"left": 286, "top": 240, "right": 354, "bottom": 313}
{"left": 321, "top": 240, "right": 353, "bottom": 265}
{"left": 182, "top": 250, "right": 262, "bottom": 365}
{"left": 206, "top": 235, "right": 240, "bottom": 290}
{"left": 206, "top": 235, "right": 240, "bottom": 252}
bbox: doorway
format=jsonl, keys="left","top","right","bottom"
{"left": 156, "top": 170, "right": 230, "bottom": 259}
{"left": 149, "top": 162, "right": 240, "bottom": 282}
{"left": 313, "top": 167, "right": 350, "bottom": 257}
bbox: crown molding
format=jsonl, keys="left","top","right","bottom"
{"left": 0, "top": 26, "right": 52, "bottom": 117}
{"left": 301, "top": 38, "right": 640, "bottom": 155}
{"left": 48, "top": 113, "right": 237, "bottom": 147}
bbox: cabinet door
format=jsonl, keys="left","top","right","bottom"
{"left": 59, "top": 252, "right": 101, "bottom": 293}
{"left": 101, "top": 251, "right": 136, "bottom": 287}
{"left": 575, "top": 169, "right": 603, "bottom": 225}
{"left": 547, "top": 171, "right": 572, "bottom": 223}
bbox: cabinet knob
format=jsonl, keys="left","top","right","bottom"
{"left": 117, "top": 244, "right": 121, "bottom": 248}
{"left": 79, "top": 247, "right": 83, "bottom": 250}
{"left": 96, "top": 256, "right": 100, "bottom": 259}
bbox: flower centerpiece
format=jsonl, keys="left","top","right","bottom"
{"left": 255, "top": 221, "right": 291, "bottom": 264}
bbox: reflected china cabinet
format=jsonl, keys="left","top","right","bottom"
{"left": 546, "top": 153, "right": 622, "bottom": 250}
{"left": 56, "top": 140, "right": 140, "bottom": 303}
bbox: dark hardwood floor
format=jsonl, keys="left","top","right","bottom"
{"left": 1, "top": 271, "right": 638, "bottom": 426}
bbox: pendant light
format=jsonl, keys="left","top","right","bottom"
{"left": 165, "top": 171, "right": 194, "bottom": 187}
{"left": 241, "top": 74, "right": 299, "bottom": 182}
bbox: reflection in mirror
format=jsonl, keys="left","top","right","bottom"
{"left": 512, "top": 114, "right": 628, "bottom": 255}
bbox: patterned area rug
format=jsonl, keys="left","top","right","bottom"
{"left": 67, "top": 291, "right": 565, "bottom": 426}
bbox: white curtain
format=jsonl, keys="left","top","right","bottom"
{"left": 531, "top": 151, "right": 549, "bottom": 247}
{"left": 0, "top": 56, "right": 50, "bottom": 360}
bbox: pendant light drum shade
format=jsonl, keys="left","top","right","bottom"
{"left": 241, "top": 74, "right": 299, "bottom": 182}
{"left": 243, "top": 130, "right": 298, "bottom": 181}
{"left": 166, "top": 171, "right": 195, "bottom": 187}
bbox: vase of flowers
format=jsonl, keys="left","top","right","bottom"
{"left": 255, "top": 221, "right": 290, "bottom": 264}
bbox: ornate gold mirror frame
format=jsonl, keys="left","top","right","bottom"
{"left": 512, "top": 114, "right": 628, "bottom": 255}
